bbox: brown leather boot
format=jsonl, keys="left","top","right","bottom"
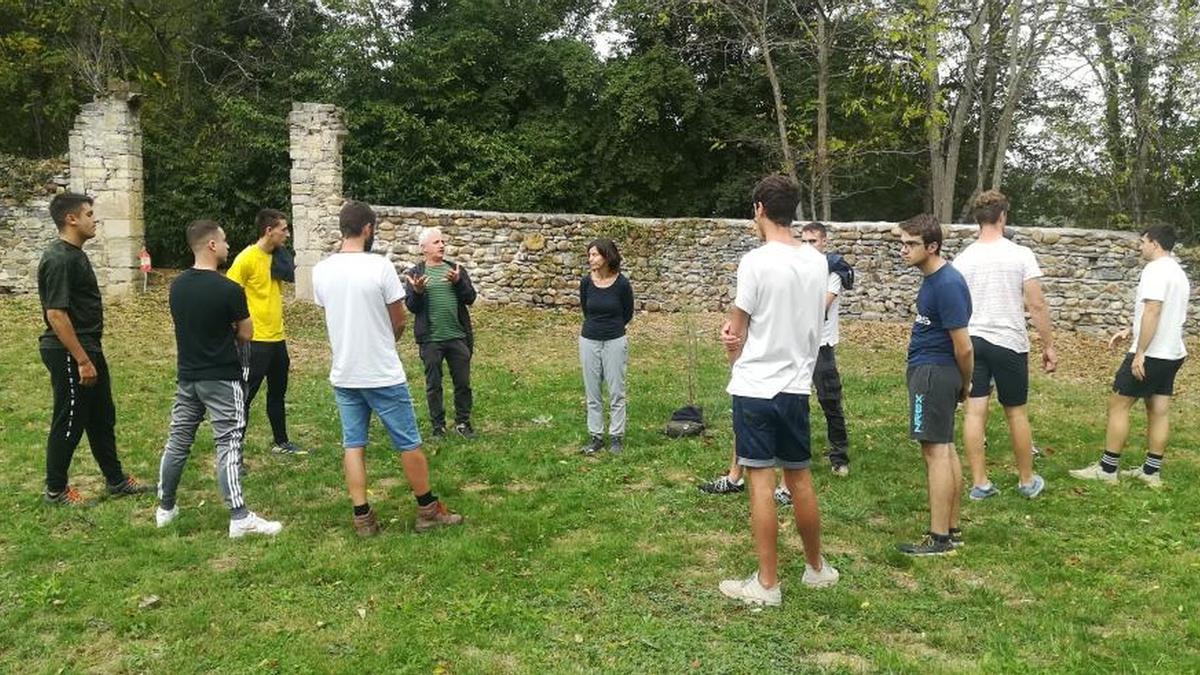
{"left": 352, "top": 507, "right": 381, "bottom": 537}
{"left": 415, "top": 501, "right": 463, "bottom": 531}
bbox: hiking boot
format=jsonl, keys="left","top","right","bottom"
{"left": 609, "top": 435, "right": 624, "bottom": 455}
{"left": 229, "top": 512, "right": 283, "bottom": 538}
{"left": 353, "top": 508, "right": 381, "bottom": 537}
{"left": 1069, "top": 463, "right": 1118, "bottom": 483}
{"left": 580, "top": 435, "right": 603, "bottom": 456}
{"left": 455, "top": 422, "right": 475, "bottom": 439}
{"left": 801, "top": 558, "right": 840, "bottom": 588}
{"left": 719, "top": 571, "right": 781, "bottom": 606}
{"left": 108, "top": 476, "right": 155, "bottom": 497}
{"left": 1017, "top": 474, "right": 1046, "bottom": 499}
{"left": 897, "top": 533, "right": 956, "bottom": 557}
{"left": 43, "top": 486, "right": 88, "bottom": 507}
{"left": 416, "top": 501, "right": 463, "bottom": 531}
{"left": 698, "top": 475, "right": 744, "bottom": 494}
{"left": 968, "top": 483, "right": 1000, "bottom": 501}
{"left": 1121, "top": 468, "right": 1163, "bottom": 488}
{"left": 271, "top": 441, "right": 308, "bottom": 456}
{"left": 773, "top": 485, "right": 792, "bottom": 506}
{"left": 156, "top": 505, "right": 179, "bottom": 528}
{"left": 831, "top": 464, "right": 850, "bottom": 477}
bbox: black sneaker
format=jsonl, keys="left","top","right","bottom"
{"left": 44, "top": 485, "right": 89, "bottom": 507}
{"left": 581, "top": 435, "right": 603, "bottom": 455}
{"left": 897, "top": 533, "right": 956, "bottom": 557}
{"left": 107, "top": 476, "right": 155, "bottom": 497}
{"left": 698, "top": 475, "right": 744, "bottom": 494}
{"left": 431, "top": 426, "right": 446, "bottom": 438}
{"left": 455, "top": 422, "right": 475, "bottom": 439}
{"left": 609, "top": 435, "right": 623, "bottom": 455}
{"left": 947, "top": 528, "right": 964, "bottom": 549}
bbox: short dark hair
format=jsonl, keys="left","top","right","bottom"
{"left": 49, "top": 193, "right": 93, "bottom": 230}
{"left": 256, "top": 208, "right": 287, "bottom": 236}
{"left": 899, "top": 213, "right": 944, "bottom": 255}
{"left": 339, "top": 200, "right": 376, "bottom": 237}
{"left": 186, "top": 219, "right": 223, "bottom": 251}
{"left": 972, "top": 190, "right": 1009, "bottom": 225}
{"left": 587, "top": 238, "right": 622, "bottom": 272}
{"left": 801, "top": 222, "right": 828, "bottom": 237}
{"left": 1141, "top": 224, "right": 1177, "bottom": 251}
{"left": 751, "top": 175, "right": 800, "bottom": 226}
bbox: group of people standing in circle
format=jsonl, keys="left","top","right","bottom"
{"left": 34, "top": 179, "right": 1189, "bottom": 602}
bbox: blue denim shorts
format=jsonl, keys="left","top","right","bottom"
{"left": 732, "top": 393, "right": 812, "bottom": 470}
{"left": 333, "top": 384, "right": 422, "bottom": 451}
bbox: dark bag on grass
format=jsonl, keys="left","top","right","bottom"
{"left": 664, "top": 405, "right": 705, "bottom": 438}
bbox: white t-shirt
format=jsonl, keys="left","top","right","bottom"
{"left": 727, "top": 242, "right": 827, "bottom": 398}
{"left": 312, "top": 252, "right": 409, "bottom": 388}
{"left": 821, "top": 272, "right": 842, "bottom": 347}
{"left": 952, "top": 238, "right": 1042, "bottom": 353}
{"left": 1130, "top": 255, "right": 1190, "bottom": 360}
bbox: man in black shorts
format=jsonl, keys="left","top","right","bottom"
{"left": 898, "top": 214, "right": 973, "bottom": 556}
{"left": 1071, "top": 225, "right": 1190, "bottom": 488}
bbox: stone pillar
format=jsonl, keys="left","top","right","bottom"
{"left": 289, "top": 102, "right": 348, "bottom": 300}
{"left": 68, "top": 83, "right": 144, "bottom": 297}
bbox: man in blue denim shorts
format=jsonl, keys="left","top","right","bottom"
{"left": 312, "top": 201, "right": 463, "bottom": 537}
{"left": 898, "top": 214, "right": 973, "bottom": 556}
{"left": 716, "top": 175, "right": 840, "bottom": 608}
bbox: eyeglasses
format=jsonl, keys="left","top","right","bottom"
{"left": 801, "top": 238, "right": 819, "bottom": 244}
{"left": 899, "top": 240, "right": 926, "bottom": 250}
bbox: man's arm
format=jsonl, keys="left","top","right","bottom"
{"left": 1023, "top": 278, "right": 1056, "bottom": 373}
{"left": 721, "top": 307, "right": 750, "bottom": 365}
{"left": 388, "top": 300, "right": 407, "bottom": 340}
{"left": 44, "top": 309, "right": 97, "bottom": 387}
{"left": 1131, "top": 299, "right": 1163, "bottom": 380}
{"left": 949, "top": 327, "right": 974, "bottom": 402}
{"left": 234, "top": 317, "right": 254, "bottom": 344}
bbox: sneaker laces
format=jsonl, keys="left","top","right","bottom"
{"left": 62, "top": 486, "right": 84, "bottom": 504}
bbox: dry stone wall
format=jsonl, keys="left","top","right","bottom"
{"left": 0, "top": 197, "right": 60, "bottom": 294}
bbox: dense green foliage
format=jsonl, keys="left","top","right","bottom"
{"left": 2, "top": 1, "right": 1197, "bottom": 265}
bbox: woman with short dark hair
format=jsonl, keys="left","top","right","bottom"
{"left": 579, "top": 238, "right": 634, "bottom": 455}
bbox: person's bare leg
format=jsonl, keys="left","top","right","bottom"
{"left": 1104, "top": 394, "right": 1137, "bottom": 452}
{"left": 746, "top": 467, "right": 779, "bottom": 587}
{"left": 343, "top": 448, "right": 368, "bottom": 505}
{"left": 1003, "top": 404, "right": 1035, "bottom": 484}
{"left": 727, "top": 449, "right": 743, "bottom": 483}
{"left": 923, "top": 442, "right": 954, "bottom": 535}
{"left": 1145, "top": 395, "right": 1171, "bottom": 456}
{"left": 963, "top": 396, "right": 990, "bottom": 488}
{"left": 947, "top": 444, "right": 963, "bottom": 531}
{"left": 399, "top": 448, "right": 431, "bottom": 496}
{"left": 782, "top": 468, "right": 823, "bottom": 569}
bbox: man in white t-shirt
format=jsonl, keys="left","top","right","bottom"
{"left": 1071, "top": 225, "right": 1190, "bottom": 488}
{"left": 952, "top": 190, "right": 1055, "bottom": 500}
{"left": 312, "top": 200, "right": 463, "bottom": 537}
{"left": 716, "top": 175, "right": 839, "bottom": 607}
{"left": 801, "top": 222, "right": 851, "bottom": 476}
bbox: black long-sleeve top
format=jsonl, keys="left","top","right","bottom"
{"left": 579, "top": 273, "right": 634, "bottom": 340}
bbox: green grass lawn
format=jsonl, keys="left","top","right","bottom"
{"left": 1, "top": 286, "right": 1198, "bottom": 673}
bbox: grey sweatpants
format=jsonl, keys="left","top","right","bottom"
{"left": 157, "top": 380, "right": 248, "bottom": 517}
{"left": 579, "top": 335, "right": 628, "bottom": 437}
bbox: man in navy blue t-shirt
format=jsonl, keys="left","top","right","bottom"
{"left": 898, "top": 214, "right": 973, "bottom": 557}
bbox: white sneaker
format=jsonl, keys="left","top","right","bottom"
{"left": 1069, "top": 463, "right": 1118, "bottom": 483}
{"left": 228, "top": 512, "right": 283, "bottom": 538}
{"left": 155, "top": 505, "right": 178, "bottom": 528}
{"left": 1121, "top": 468, "right": 1163, "bottom": 488}
{"left": 719, "top": 572, "right": 781, "bottom": 606}
{"left": 802, "top": 558, "right": 840, "bottom": 588}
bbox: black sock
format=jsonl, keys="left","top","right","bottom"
{"left": 930, "top": 532, "right": 952, "bottom": 543}
{"left": 353, "top": 502, "right": 371, "bottom": 517}
{"left": 1143, "top": 454, "right": 1163, "bottom": 475}
{"left": 415, "top": 491, "right": 437, "bottom": 507}
{"left": 1100, "top": 451, "right": 1121, "bottom": 473}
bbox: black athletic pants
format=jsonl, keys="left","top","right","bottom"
{"left": 813, "top": 345, "right": 850, "bottom": 467}
{"left": 418, "top": 338, "right": 473, "bottom": 429}
{"left": 244, "top": 340, "right": 290, "bottom": 445}
{"left": 41, "top": 348, "right": 127, "bottom": 493}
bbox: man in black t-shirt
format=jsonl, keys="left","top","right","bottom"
{"left": 37, "top": 192, "right": 153, "bottom": 506}
{"left": 154, "top": 220, "right": 283, "bottom": 538}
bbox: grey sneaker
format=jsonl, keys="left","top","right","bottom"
{"left": 1120, "top": 468, "right": 1163, "bottom": 488}
{"left": 968, "top": 483, "right": 1000, "bottom": 501}
{"left": 698, "top": 475, "right": 744, "bottom": 494}
{"left": 831, "top": 464, "right": 850, "bottom": 477}
{"left": 948, "top": 528, "right": 964, "bottom": 548}
{"left": 897, "top": 533, "right": 956, "bottom": 557}
{"left": 271, "top": 441, "right": 308, "bottom": 456}
{"left": 609, "top": 435, "right": 623, "bottom": 455}
{"left": 1016, "top": 474, "right": 1046, "bottom": 499}
{"left": 455, "top": 422, "right": 476, "bottom": 439}
{"left": 773, "top": 485, "right": 792, "bottom": 506}
{"left": 580, "top": 435, "right": 603, "bottom": 455}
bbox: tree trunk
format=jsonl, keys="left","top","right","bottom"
{"left": 815, "top": 2, "right": 831, "bottom": 221}
{"left": 757, "top": 23, "right": 802, "bottom": 217}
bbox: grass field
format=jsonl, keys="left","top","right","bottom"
{"left": 1, "top": 283, "right": 1198, "bottom": 673}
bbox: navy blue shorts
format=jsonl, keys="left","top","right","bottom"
{"left": 1112, "top": 354, "right": 1185, "bottom": 398}
{"left": 732, "top": 393, "right": 812, "bottom": 470}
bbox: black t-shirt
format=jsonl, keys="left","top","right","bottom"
{"left": 580, "top": 273, "right": 635, "bottom": 340}
{"left": 38, "top": 239, "right": 104, "bottom": 352}
{"left": 169, "top": 268, "right": 250, "bottom": 382}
